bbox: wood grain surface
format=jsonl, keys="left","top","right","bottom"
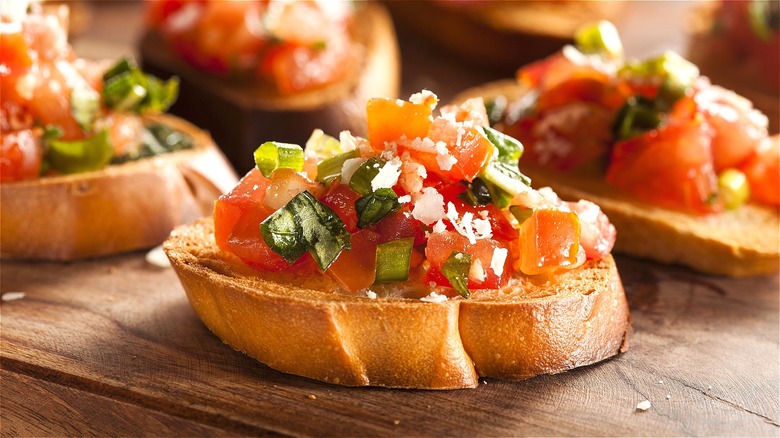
{"left": 1, "top": 251, "right": 778, "bottom": 436}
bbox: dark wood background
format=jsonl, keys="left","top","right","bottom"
{"left": 2, "top": 1, "right": 778, "bottom": 436}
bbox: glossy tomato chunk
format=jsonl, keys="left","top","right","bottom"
{"left": 326, "top": 229, "right": 380, "bottom": 292}
{"left": 0, "top": 129, "right": 42, "bottom": 182}
{"left": 225, "top": 206, "right": 291, "bottom": 272}
{"left": 516, "top": 209, "right": 582, "bottom": 276}
{"left": 424, "top": 230, "right": 512, "bottom": 290}
{"left": 366, "top": 97, "right": 431, "bottom": 150}
{"left": 740, "top": 135, "right": 779, "bottom": 207}
{"left": 213, "top": 168, "right": 272, "bottom": 250}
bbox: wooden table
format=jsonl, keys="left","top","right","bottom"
{"left": 3, "top": 1, "right": 779, "bottom": 436}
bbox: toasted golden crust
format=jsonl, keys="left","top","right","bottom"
{"left": 163, "top": 218, "right": 630, "bottom": 389}
{"left": 139, "top": 3, "right": 400, "bottom": 170}
{"left": 454, "top": 80, "right": 780, "bottom": 277}
{"left": 0, "top": 114, "right": 237, "bottom": 261}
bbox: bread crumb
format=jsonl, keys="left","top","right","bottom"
{"left": 707, "top": 385, "right": 712, "bottom": 390}
{"left": 636, "top": 400, "right": 652, "bottom": 411}
{"left": 420, "top": 291, "right": 448, "bottom": 303}
{"left": 657, "top": 379, "right": 664, "bottom": 384}
{"left": 1, "top": 292, "right": 25, "bottom": 302}
{"left": 393, "top": 420, "right": 400, "bottom": 425}
{"left": 666, "top": 394, "right": 671, "bottom": 400}
{"left": 308, "top": 394, "right": 317, "bottom": 400}
{"left": 145, "top": 245, "right": 170, "bottom": 268}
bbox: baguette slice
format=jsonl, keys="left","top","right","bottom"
{"left": 139, "top": 2, "right": 400, "bottom": 172}
{"left": 0, "top": 114, "right": 238, "bottom": 261}
{"left": 164, "top": 218, "right": 631, "bottom": 390}
{"left": 454, "top": 80, "right": 780, "bottom": 277}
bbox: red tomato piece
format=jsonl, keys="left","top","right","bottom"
{"left": 605, "top": 118, "right": 723, "bottom": 215}
{"left": 0, "top": 31, "right": 32, "bottom": 74}
{"left": 536, "top": 72, "right": 629, "bottom": 113}
{"left": 0, "top": 129, "right": 42, "bottom": 182}
{"left": 213, "top": 168, "right": 272, "bottom": 250}
{"left": 225, "top": 206, "right": 291, "bottom": 272}
{"left": 371, "top": 208, "right": 426, "bottom": 246}
{"left": 326, "top": 229, "right": 379, "bottom": 292}
{"left": 437, "top": 183, "right": 519, "bottom": 242}
{"left": 424, "top": 230, "right": 512, "bottom": 290}
{"left": 319, "top": 182, "right": 361, "bottom": 233}
{"left": 740, "top": 135, "right": 780, "bottom": 207}
{"left": 366, "top": 97, "right": 432, "bottom": 150}
{"left": 516, "top": 209, "right": 581, "bottom": 276}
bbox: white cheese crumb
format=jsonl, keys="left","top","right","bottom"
{"left": 145, "top": 245, "right": 170, "bottom": 268}
{"left": 666, "top": 394, "right": 671, "bottom": 400}
{"left": 491, "top": 247, "right": 508, "bottom": 277}
{"left": 658, "top": 379, "right": 664, "bottom": 384}
{"left": 340, "top": 157, "right": 365, "bottom": 185}
{"left": 412, "top": 187, "right": 446, "bottom": 225}
{"left": 366, "top": 291, "right": 377, "bottom": 299}
{"left": 1, "top": 291, "right": 26, "bottom": 302}
{"left": 432, "top": 220, "right": 447, "bottom": 234}
{"left": 636, "top": 400, "right": 652, "bottom": 411}
{"left": 408, "top": 89, "right": 438, "bottom": 109}
{"left": 420, "top": 291, "right": 449, "bottom": 303}
{"left": 473, "top": 218, "right": 492, "bottom": 240}
{"left": 469, "top": 259, "right": 486, "bottom": 283}
{"left": 370, "top": 158, "right": 402, "bottom": 191}
{"left": 397, "top": 195, "right": 411, "bottom": 204}
{"left": 338, "top": 130, "right": 359, "bottom": 151}
{"left": 446, "top": 202, "right": 487, "bottom": 244}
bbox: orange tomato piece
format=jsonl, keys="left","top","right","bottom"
{"left": 740, "top": 135, "right": 780, "bottom": 207}
{"left": 366, "top": 97, "right": 432, "bottom": 150}
{"left": 326, "top": 229, "right": 380, "bottom": 292}
{"left": 0, "top": 31, "right": 32, "bottom": 74}
{"left": 213, "top": 168, "right": 272, "bottom": 250}
{"left": 516, "top": 209, "right": 581, "bottom": 276}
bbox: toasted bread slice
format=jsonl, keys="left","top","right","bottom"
{"left": 454, "top": 80, "right": 780, "bottom": 277}
{"left": 139, "top": 3, "right": 400, "bottom": 172}
{"left": 163, "top": 218, "right": 630, "bottom": 390}
{"left": 0, "top": 114, "right": 237, "bottom": 261}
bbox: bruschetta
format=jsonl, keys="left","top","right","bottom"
{"left": 452, "top": 21, "right": 779, "bottom": 276}
{"left": 0, "top": 3, "right": 237, "bottom": 260}
{"left": 140, "top": 0, "right": 400, "bottom": 173}
{"left": 164, "top": 90, "right": 631, "bottom": 389}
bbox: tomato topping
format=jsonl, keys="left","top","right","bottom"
{"left": 213, "top": 168, "right": 272, "bottom": 250}
{"left": 568, "top": 200, "right": 616, "bottom": 259}
{"left": 537, "top": 72, "right": 628, "bottom": 113}
{"left": 0, "top": 31, "right": 32, "bottom": 74}
{"left": 326, "top": 229, "right": 380, "bottom": 292}
{"left": 371, "top": 208, "right": 426, "bottom": 246}
{"left": 225, "top": 206, "right": 291, "bottom": 272}
{"left": 424, "top": 230, "right": 512, "bottom": 290}
{"left": 740, "top": 135, "right": 780, "bottom": 207}
{"left": 319, "top": 182, "right": 361, "bottom": 233}
{"left": 366, "top": 97, "right": 432, "bottom": 150}
{"left": 516, "top": 209, "right": 582, "bottom": 276}
{"left": 437, "top": 183, "right": 518, "bottom": 242}
{"left": 0, "top": 129, "right": 42, "bottom": 182}
{"left": 606, "top": 118, "right": 723, "bottom": 215}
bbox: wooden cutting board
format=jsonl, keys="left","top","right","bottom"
{"left": 1, "top": 250, "right": 777, "bottom": 436}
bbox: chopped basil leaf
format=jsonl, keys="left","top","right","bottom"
{"left": 458, "top": 178, "right": 493, "bottom": 207}
{"left": 355, "top": 188, "right": 401, "bottom": 228}
{"left": 442, "top": 250, "right": 472, "bottom": 298}
{"left": 479, "top": 125, "right": 524, "bottom": 163}
{"left": 348, "top": 156, "right": 385, "bottom": 196}
{"left": 46, "top": 129, "right": 114, "bottom": 174}
{"left": 260, "top": 191, "right": 350, "bottom": 271}
{"left": 70, "top": 86, "right": 100, "bottom": 132}
{"left": 253, "top": 141, "right": 304, "bottom": 177}
{"left": 112, "top": 123, "right": 194, "bottom": 164}
{"left": 102, "top": 57, "right": 179, "bottom": 114}
{"left": 612, "top": 96, "right": 662, "bottom": 141}
{"left": 375, "top": 238, "right": 414, "bottom": 283}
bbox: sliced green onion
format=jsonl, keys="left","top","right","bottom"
{"left": 480, "top": 161, "right": 532, "bottom": 208}
{"left": 355, "top": 188, "right": 401, "bottom": 228}
{"left": 718, "top": 168, "right": 751, "bottom": 210}
{"left": 612, "top": 96, "right": 662, "bottom": 141}
{"left": 458, "top": 178, "right": 493, "bottom": 207}
{"left": 102, "top": 57, "right": 179, "bottom": 114}
{"left": 316, "top": 149, "right": 358, "bottom": 184}
{"left": 254, "top": 141, "right": 304, "bottom": 177}
{"left": 305, "top": 129, "right": 345, "bottom": 159}
{"left": 70, "top": 86, "right": 100, "bottom": 132}
{"left": 260, "top": 190, "right": 350, "bottom": 271}
{"left": 509, "top": 205, "right": 533, "bottom": 225}
{"left": 348, "top": 156, "right": 385, "bottom": 196}
{"left": 478, "top": 125, "right": 524, "bottom": 163}
{"left": 374, "top": 238, "right": 414, "bottom": 283}
{"left": 46, "top": 129, "right": 114, "bottom": 174}
{"left": 574, "top": 20, "right": 624, "bottom": 58}
{"left": 442, "top": 251, "right": 472, "bottom": 298}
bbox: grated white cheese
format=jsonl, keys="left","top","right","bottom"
{"left": 365, "top": 290, "right": 377, "bottom": 299}
{"left": 1, "top": 291, "right": 26, "bottom": 302}
{"left": 145, "top": 245, "right": 171, "bottom": 268}
{"left": 340, "top": 157, "right": 365, "bottom": 185}
{"left": 469, "top": 259, "right": 486, "bottom": 283}
{"left": 432, "top": 220, "right": 447, "bottom": 234}
{"left": 445, "top": 202, "right": 492, "bottom": 245}
{"left": 408, "top": 89, "right": 438, "bottom": 109}
{"left": 473, "top": 217, "right": 492, "bottom": 240}
{"left": 412, "top": 187, "right": 446, "bottom": 225}
{"left": 420, "top": 291, "right": 448, "bottom": 303}
{"left": 491, "top": 248, "right": 508, "bottom": 277}
{"left": 435, "top": 141, "right": 458, "bottom": 171}
{"left": 397, "top": 195, "right": 411, "bottom": 204}
{"left": 370, "top": 157, "right": 402, "bottom": 191}
{"left": 636, "top": 400, "right": 652, "bottom": 411}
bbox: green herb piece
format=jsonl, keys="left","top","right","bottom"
{"left": 620, "top": 51, "right": 699, "bottom": 110}
{"left": 718, "top": 168, "right": 751, "bottom": 210}
{"left": 574, "top": 20, "right": 624, "bottom": 58}
{"left": 442, "top": 251, "right": 472, "bottom": 298}
{"left": 612, "top": 96, "right": 663, "bottom": 141}
{"left": 316, "top": 149, "right": 359, "bottom": 184}
{"left": 458, "top": 178, "right": 493, "bottom": 207}
{"left": 70, "top": 86, "right": 100, "bottom": 132}
{"left": 102, "top": 57, "right": 179, "bottom": 114}
{"left": 355, "top": 188, "right": 401, "bottom": 228}
{"left": 374, "top": 238, "right": 414, "bottom": 283}
{"left": 260, "top": 191, "right": 350, "bottom": 271}
{"left": 509, "top": 205, "right": 533, "bottom": 225}
{"left": 46, "top": 129, "right": 114, "bottom": 174}
{"left": 112, "top": 123, "right": 194, "bottom": 164}
{"left": 253, "top": 141, "right": 304, "bottom": 177}
{"left": 479, "top": 125, "right": 524, "bottom": 163}
{"left": 348, "top": 156, "right": 385, "bottom": 196}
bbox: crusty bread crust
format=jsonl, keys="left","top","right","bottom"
{"left": 454, "top": 80, "right": 780, "bottom": 277}
{"left": 163, "top": 218, "right": 631, "bottom": 389}
{"left": 139, "top": 3, "right": 400, "bottom": 170}
{"left": 0, "top": 114, "right": 237, "bottom": 261}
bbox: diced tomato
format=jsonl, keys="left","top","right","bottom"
{"left": 371, "top": 208, "right": 426, "bottom": 245}
{"left": 319, "top": 182, "right": 361, "bottom": 233}
{"left": 213, "top": 168, "right": 272, "bottom": 250}
{"left": 146, "top": 0, "right": 205, "bottom": 27}
{"left": 605, "top": 118, "right": 723, "bottom": 215}
{"left": 414, "top": 118, "right": 492, "bottom": 182}
{"left": 225, "top": 206, "right": 291, "bottom": 272}
{"left": 740, "top": 135, "right": 780, "bottom": 207}
{"left": 536, "top": 72, "right": 629, "bottom": 113}
{"left": 424, "top": 230, "right": 512, "bottom": 290}
{"left": 263, "top": 168, "right": 319, "bottom": 211}
{"left": 266, "top": 43, "right": 347, "bottom": 94}
{"left": 0, "top": 129, "right": 42, "bottom": 182}
{"left": 439, "top": 97, "right": 489, "bottom": 127}
{"left": 437, "top": 183, "right": 519, "bottom": 242}
{"left": 568, "top": 200, "right": 616, "bottom": 259}
{"left": 0, "top": 31, "right": 32, "bottom": 75}
{"left": 516, "top": 209, "right": 582, "bottom": 276}
{"left": 326, "top": 229, "right": 379, "bottom": 292}
{"left": 366, "top": 97, "right": 432, "bottom": 150}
